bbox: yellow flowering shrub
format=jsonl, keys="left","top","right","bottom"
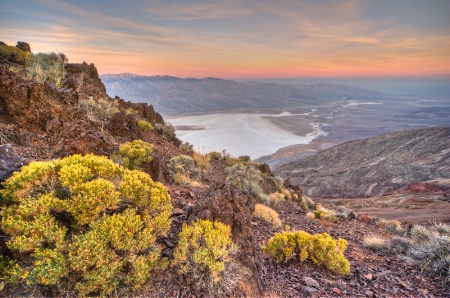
{"left": 137, "top": 119, "right": 154, "bottom": 131}
{"left": 0, "top": 154, "right": 173, "bottom": 296}
{"left": 119, "top": 139, "right": 153, "bottom": 170}
{"left": 263, "top": 230, "right": 350, "bottom": 275}
{"left": 173, "top": 220, "right": 239, "bottom": 296}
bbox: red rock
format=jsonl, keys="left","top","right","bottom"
{"left": 364, "top": 273, "right": 373, "bottom": 280}
{"left": 332, "top": 287, "right": 341, "bottom": 295}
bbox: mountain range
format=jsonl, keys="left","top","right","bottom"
{"left": 100, "top": 73, "right": 382, "bottom": 115}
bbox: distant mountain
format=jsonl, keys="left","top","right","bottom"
{"left": 100, "top": 74, "right": 382, "bottom": 115}
{"left": 275, "top": 127, "right": 450, "bottom": 198}
{"left": 414, "top": 83, "right": 450, "bottom": 97}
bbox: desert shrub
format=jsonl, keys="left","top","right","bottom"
{"left": 409, "top": 234, "right": 450, "bottom": 278}
{"left": 311, "top": 204, "right": 338, "bottom": 221}
{"left": 80, "top": 97, "right": 119, "bottom": 121}
{"left": 226, "top": 163, "right": 269, "bottom": 203}
{"left": 0, "top": 45, "right": 31, "bottom": 64}
{"left": 179, "top": 141, "right": 194, "bottom": 154}
{"left": 253, "top": 204, "right": 282, "bottom": 228}
{"left": 137, "top": 119, "right": 153, "bottom": 131}
{"left": 386, "top": 236, "right": 413, "bottom": 255}
{"left": 238, "top": 155, "right": 251, "bottom": 162}
{"left": 168, "top": 155, "right": 201, "bottom": 185}
{"left": 119, "top": 140, "right": 153, "bottom": 170}
{"left": 263, "top": 230, "right": 350, "bottom": 275}
{"left": 173, "top": 220, "right": 246, "bottom": 296}
{"left": 377, "top": 219, "right": 404, "bottom": 234}
{"left": 155, "top": 123, "right": 176, "bottom": 141}
{"left": 280, "top": 188, "right": 292, "bottom": 200}
{"left": 208, "top": 151, "right": 222, "bottom": 160}
{"left": 28, "top": 52, "right": 67, "bottom": 87}
{"left": 193, "top": 151, "right": 210, "bottom": 170}
{"left": 363, "top": 234, "right": 388, "bottom": 251}
{"left": 430, "top": 221, "right": 450, "bottom": 236}
{"left": 410, "top": 225, "right": 438, "bottom": 243}
{"left": 269, "top": 192, "right": 286, "bottom": 204}
{"left": 0, "top": 154, "right": 173, "bottom": 296}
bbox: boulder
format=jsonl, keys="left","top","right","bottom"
{"left": 0, "top": 145, "right": 24, "bottom": 183}
{"left": 16, "top": 41, "right": 31, "bottom": 52}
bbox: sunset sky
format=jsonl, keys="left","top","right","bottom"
{"left": 1, "top": 0, "right": 450, "bottom": 83}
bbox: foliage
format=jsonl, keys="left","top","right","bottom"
{"left": 137, "top": 119, "right": 153, "bottom": 132}
{"left": 0, "top": 45, "right": 31, "bottom": 65}
{"left": 263, "top": 230, "right": 350, "bottom": 275}
{"left": 28, "top": 52, "right": 67, "bottom": 87}
{"left": 168, "top": 155, "right": 201, "bottom": 185}
{"left": 225, "top": 163, "right": 269, "bottom": 203}
{"left": 253, "top": 204, "right": 282, "bottom": 228}
{"left": 80, "top": 97, "right": 119, "bottom": 121}
{"left": 0, "top": 154, "right": 173, "bottom": 296}
{"left": 154, "top": 123, "right": 176, "bottom": 142}
{"left": 377, "top": 219, "right": 404, "bottom": 234}
{"left": 269, "top": 192, "right": 286, "bottom": 204}
{"left": 173, "top": 220, "right": 244, "bottom": 296}
{"left": 193, "top": 152, "right": 210, "bottom": 170}
{"left": 208, "top": 151, "right": 222, "bottom": 160}
{"left": 119, "top": 140, "right": 153, "bottom": 170}
{"left": 179, "top": 141, "right": 194, "bottom": 154}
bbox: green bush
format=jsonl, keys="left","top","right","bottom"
{"left": 0, "top": 45, "right": 31, "bottom": 64}
{"left": 225, "top": 163, "right": 269, "bottom": 203}
{"left": 154, "top": 123, "right": 176, "bottom": 141}
{"left": 208, "top": 151, "right": 222, "bottom": 160}
{"left": 168, "top": 155, "right": 201, "bottom": 185}
{"left": 263, "top": 230, "right": 350, "bottom": 275}
{"left": 119, "top": 140, "right": 153, "bottom": 170}
{"left": 173, "top": 220, "right": 245, "bottom": 296}
{"left": 137, "top": 119, "right": 153, "bottom": 132}
{"left": 0, "top": 154, "right": 173, "bottom": 296}
{"left": 80, "top": 97, "right": 119, "bottom": 121}
{"left": 27, "top": 52, "right": 67, "bottom": 87}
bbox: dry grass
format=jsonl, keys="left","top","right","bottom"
{"left": 253, "top": 204, "right": 282, "bottom": 228}
{"left": 193, "top": 152, "right": 210, "bottom": 170}
{"left": 280, "top": 189, "right": 292, "bottom": 200}
{"left": 363, "top": 234, "right": 388, "bottom": 251}
{"left": 269, "top": 192, "right": 286, "bottom": 204}
{"left": 377, "top": 219, "right": 404, "bottom": 234}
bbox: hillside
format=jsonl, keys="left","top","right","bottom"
{"left": 100, "top": 73, "right": 382, "bottom": 115}
{"left": 275, "top": 127, "right": 450, "bottom": 199}
{"left": 0, "top": 43, "right": 448, "bottom": 297}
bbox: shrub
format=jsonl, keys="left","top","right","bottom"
{"left": 430, "top": 221, "right": 450, "bottom": 236}
{"left": 208, "top": 151, "right": 222, "bottom": 160}
{"left": 268, "top": 192, "right": 285, "bottom": 204}
{"left": 0, "top": 45, "right": 31, "bottom": 64}
{"left": 168, "top": 155, "right": 201, "bottom": 185}
{"left": 363, "top": 234, "right": 388, "bottom": 251}
{"left": 263, "top": 230, "right": 350, "bottom": 275}
{"left": 119, "top": 140, "right": 153, "bottom": 170}
{"left": 193, "top": 152, "right": 210, "bottom": 170}
{"left": 0, "top": 154, "right": 173, "bottom": 296}
{"left": 80, "top": 97, "right": 119, "bottom": 121}
{"left": 155, "top": 123, "right": 176, "bottom": 141}
{"left": 377, "top": 219, "right": 404, "bottom": 234}
{"left": 253, "top": 204, "right": 282, "bottom": 228}
{"left": 179, "top": 141, "right": 194, "bottom": 154}
{"left": 28, "top": 52, "right": 67, "bottom": 87}
{"left": 173, "top": 220, "right": 245, "bottom": 296}
{"left": 226, "top": 163, "right": 269, "bottom": 203}
{"left": 410, "top": 225, "right": 438, "bottom": 243}
{"left": 137, "top": 119, "right": 153, "bottom": 131}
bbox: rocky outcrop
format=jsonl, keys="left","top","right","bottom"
{"left": 276, "top": 127, "right": 450, "bottom": 198}
{"left": 15, "top": 41, "right": 31, "bottom": 52}
{"left": 0, "top": 145, "right": 24, "bottom": 183}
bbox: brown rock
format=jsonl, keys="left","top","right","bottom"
{"left": 0, "top": 145, "right": 25, "bottom": 182}
{"left": 364, "top": 273, "right": 373, "bottom": 280}
{"left": 172, "top": 208, "right": 184, "bottom": 216}
{"left": 301, "top": 286, "right": 319, "bottom": 298}
{"left": 332, "top": 287, "right": 341, "bottom": 295}
{"left": 16, "top": 41, "right": 31, "bottom": 52}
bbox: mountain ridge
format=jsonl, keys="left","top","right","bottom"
{"left": 100, "top": 73, "right": 383, "bottom": 115}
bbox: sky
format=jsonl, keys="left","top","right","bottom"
{"left": 1, "top": 0, "right": 450, "bottom": 90}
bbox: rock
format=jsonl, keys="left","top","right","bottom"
{"left": 303, "top": 276, "right": 320, "bottom": 288}
{"left": 164, "top": 239, "right": 175, "bottom": 248}
{"left": 364, "top": 273, "right": 373, "bottom": 281}
{"left": 0, "top": 145, "right": 25, "bottom": 182}
{"left": 365, "top": 289, "right": 374, "bottom": 297}
{"left": 172, "top": 208, "right": 184, "bottom": 216}
{"left": 162, "top": 248, "right": 173, "bottom": 258}
{"left": 0, "top": 41, "right": 6, "bottom": 46}
{"left": 332, "top": 287, "right": 341, "bottom": 295}
{"left": 347, "top": 210, "right": 356, "bottom": 220}
{"left": 16, "top": 41, "right": 31, "bottom": 52}
{"left": 373, "top": 270, "right": 391, "bottom": 278}
{"left": 301, "top": 286, "right": 319, "bottom": 298}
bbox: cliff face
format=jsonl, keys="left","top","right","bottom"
{"left": 276, "top": 127, "right": 450, "bottom": 198}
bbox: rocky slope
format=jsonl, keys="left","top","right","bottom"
{"left": 100, "top": 73, "right": 382, "bottom": 115}
{"left": 276, "top": 127, "right": 450, "bottom": 198}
